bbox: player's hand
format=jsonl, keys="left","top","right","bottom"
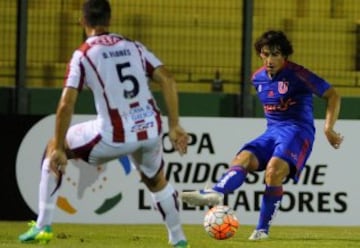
{"left": 324, "top": 129, "right": 343, "bottom": 149}
{"left": 169, "top": 125, "right": 189, "bottom": 156}
{"left": 49, "top": 149, "right": 68, "bottom": 178}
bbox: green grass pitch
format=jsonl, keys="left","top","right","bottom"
{"left": 1, "top": 221, "right": 359, "bottom": 248}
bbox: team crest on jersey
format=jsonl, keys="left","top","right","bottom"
{"left": 278, "top": 81, "right": 289, "bottom": 94}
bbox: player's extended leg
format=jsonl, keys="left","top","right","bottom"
{"left": 249, "top": 157, "right": 289, "bottom": 241}
{"left": 18, "top": 151, "right": 57, "bottom": 243}
{"left": 180, "top": 150, "right": 258, "bottom": 206}
{"left": 142, "top": 167, "right": 189, "bottom": 248}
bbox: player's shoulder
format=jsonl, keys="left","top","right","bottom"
{"left": 286, "top": 60, "right": 318, "bottom": 82}
{"left": 252, "top": 66, "right": 267, "bottom": 81}
{"left": 76, "top": 42, "right": 90, "bottom": 54}
{"left": 285, "top": 61, "right": 314, "bottom": 75}
{"left": 286, "top": 61, "right": 304, "bottom": 70}
{"left": 80, "top": 33, "right": 132, "bottom": 49}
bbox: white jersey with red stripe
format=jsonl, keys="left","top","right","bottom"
{"left": 64, "top": 33, "right": 163, "bottom": 144}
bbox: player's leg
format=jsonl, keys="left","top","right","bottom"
{"left": 180, "top": 150, "right": 259, "bottom": 206}
{"left": 134, "top": 138, "right": 189, "bottom": 248}
{"left": 19, "top": 120, "right": 100, "bottom": 243}
{"left": 213, "top": 150, "right": 258, "bottom": 193}
{"left": 141, "top": 167, "right": 189, "bottom": 247}
{"left": 18, "top": 140, "right": 57, "bottom": 243}
{"left": 249, "top": 128, "right": 314, "bottom": 240}
{"left": 248, "top": 157, "right": 289, "bottom": 241}
{"left": 180, "top": 131, "right": 274, "bottom": 207}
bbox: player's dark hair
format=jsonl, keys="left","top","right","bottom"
{"left": 82, "top": 0, "right": 111, "bottom": 27}
{"left": 254, "top": 30, "right": 294, "bottom": 57}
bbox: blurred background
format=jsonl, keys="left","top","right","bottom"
{"left": 1, "top": 0, "right": 360, "bottom": 117}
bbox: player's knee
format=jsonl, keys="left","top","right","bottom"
{"left": 141, "top": 171, "right": 167, "bottom": 192}
{"left": 231, "top": 150, "right": 258, "bottom": 171}
{"left": 265, "top": 163, "right": 289, "bottom": 185}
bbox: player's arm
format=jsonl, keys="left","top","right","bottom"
{"left": 152, "top": 66, "right": 188, "bottom": 155}
{"left": 50, "top": 87, "right": 78, "bottom": 175}
{"left": 152, "top": 66, "right": 179, "bottom": 127}
{"left": 54, "top": 87, "right": 78, "bottom": 149}
{"left": 321, "top": 86, "right": 343, "bottom": 149}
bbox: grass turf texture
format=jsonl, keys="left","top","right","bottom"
{"left": 1, "top": 221, "right": 359, "bottom": 248}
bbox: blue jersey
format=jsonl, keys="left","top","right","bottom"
{"left": 252, "top": 61, "right": 331, "bottom": 134}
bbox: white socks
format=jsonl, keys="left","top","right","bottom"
{"left": 35, "top": 159, "right": 187, "bottom": 245}
{"left": 151, "top": 183, "right": 186, "bottom": 244}
{"left": 36, "top": 158, "right": 58, "bottom": 228}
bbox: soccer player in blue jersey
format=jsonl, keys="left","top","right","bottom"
{"left": 181, "top": 30, "right": 343, "bottom": 240}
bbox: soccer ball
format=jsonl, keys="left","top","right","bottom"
{"left": 203, "top": 205, "right": 239, "bottom": 240}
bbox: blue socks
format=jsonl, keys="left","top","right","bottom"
{"left": 256, "top": 185, "right": 283, "bottom": 233}
{"left": 212, "top": 166, "right": 247, "bottom": 194}
{"left": 212, "top": 166, "right": 283, "bottom": 234}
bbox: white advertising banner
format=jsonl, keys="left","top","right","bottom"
{"left": 16, "top": 115, "right": 359, "bottom": 226}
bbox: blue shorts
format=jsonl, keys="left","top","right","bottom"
{"left": 239, "top": 123, "right": 314, "bottom": 182}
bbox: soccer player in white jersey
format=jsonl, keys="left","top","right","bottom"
{"left": 18, "top": 0, "right": 190, "bottom": 247}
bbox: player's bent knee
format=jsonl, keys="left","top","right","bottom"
{"left": 141, "top": 171, "right": 167, "bottom": 192}
{"left": 265, "top": 164, "right": 289, "bottom": 185}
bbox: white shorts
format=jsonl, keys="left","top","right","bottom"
{"left": 66, "top": 120, "right": 163, "bottom": 178}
